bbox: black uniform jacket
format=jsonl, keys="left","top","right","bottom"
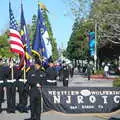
{"left": 60, "top": 66, "right": 69, "bottom": 78}
{"left": 45, "top": 67, "right": 57, "bottom": 80}
{"left": 26, "top": 68, "right": 46, "bottom": 96}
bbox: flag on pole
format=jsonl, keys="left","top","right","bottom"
{"left": 32, "top": 3, "right": 52, "bottom": 60}
{"left": 20, "top": 3, "right": 31, "bottom": 71}
{"left": 39, "top": 3, "right": 52, "bottom": 59}
{"left": 32, "top": 4, "right": 47, "bottom": 59}
{"left": 20, "top": 3, "right": 31, "bottom": 58}
{"left": 89, "top": 32, "right": 95, "bottom": 56}
{"left": 8, "top": 1, "right": 24, "bottom": 56}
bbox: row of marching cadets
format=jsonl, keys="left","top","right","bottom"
{"left": 0, "top": 56, "right": 71, "bottom": 118}
{"left": 0, "top": 58, "right": 26, "bottom": 113}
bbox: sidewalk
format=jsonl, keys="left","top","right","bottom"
{"left": 69, "top": 74, "right": 114, "bottom": 87}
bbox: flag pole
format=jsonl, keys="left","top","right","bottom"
{"left": 11, "top": 59, "right": 14, "bottom": 80}
{"left": 23, "top": 59, "right": 26, "bottom": 83}
{"left": 20, "top": 0, "right": 26, "bottom": 83}
{"left": 9, "top": 58, "right": 14, "bottom": 80}
{"left": 94, "top": 21, "right": 97, "bottom": 73}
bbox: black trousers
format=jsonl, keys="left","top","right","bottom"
{"left": 30, "top": 93, "right": 41, "bottom": 120}
{"left": 0, "top": 86, "right": 4, "bottom": 110}
{"left": 6, "top": 85, "right": 16, "bottom": 112}
{"left": 63, "top": 78, "right": 68, "bottom": 87}
{"left": 47, "top": 82, "right": 57, "bottom": 86}
{"left": 17, "top": 82, "right": 28, "bottom": 109}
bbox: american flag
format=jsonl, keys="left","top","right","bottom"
{"left": 8, "top": 2, "right": 24, "bottom": 56}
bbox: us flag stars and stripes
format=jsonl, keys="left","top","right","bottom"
{"left": 8, "top": 2, "right": 25, "bottom": 56}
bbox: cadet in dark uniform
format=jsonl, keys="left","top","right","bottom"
{"left": 16, "top": 69, "right": 28, "bottom": 113}
{"left": 87, "top": 62, "right": 91, "bottom": 80}
{"left": 0, "top": 59, "right": 5, "bottom": 113}
{"left": 24, "top": 59, "right": 46, "bottom": 120}
{"left": 45, "top": 59, "right": 57, "bottom": 86}
{"left": 6, "top": 65, "right": 18, "bottom": 113}
{"left": 69, "top": 64, "right": 74, "bottom": 78}
{"left": 60, "top": 62, "right": 69, "bottom": 87}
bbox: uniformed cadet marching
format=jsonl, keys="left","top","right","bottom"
{"left": 60, "top": 61, "right": 69, "bottom": 87}
{"left": 69, "top": 64, "right": 74, "bottom": 78}
{"left": 0, "top": 59, "right": 5, "bottom": 113}
{"left": 24, "top": 59, "right": 46, "bottom": 120}
{"left": 16, "top": 69, "right": 28, "bottom": 113}
{"left": 45, "top": 58, "right": 57, "bottom": 86}
{"left": 6, "top": 65, "right": 18, "bottom": 113}
{"left": 87, "top": 62, "right": 91, "bottom": 80}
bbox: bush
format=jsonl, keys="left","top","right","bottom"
{"left": 113, "top": 77, "right": 120, "bottom": 87}
{"left": 94, "top": 70, "right": 104, "bottom": 75}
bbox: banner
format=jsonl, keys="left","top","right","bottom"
{"left": 89, "top": 32, "right": 95, "bottom": 56}
{"left": 42, "top": 87, "right": 120, "bottom": 113}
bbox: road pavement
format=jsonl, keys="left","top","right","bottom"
{"left": 0, "top": 74, "right": 120, "bottom": 120}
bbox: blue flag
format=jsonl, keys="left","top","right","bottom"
{"left": 32, "top": 4, "right": 52, "bottom": 60}
{"left": 20, "top": 3, "right": 31, "bottom": 71}
{"left": 89, "top": 32, "right": 95, "bottom": 56}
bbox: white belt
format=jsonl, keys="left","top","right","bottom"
{"left": 7, "top": 79, "right": 16, "bottom": 83}
{"left": 0, "top": 81, "right": 4, "bottom": 84}
{"left": 47, "top": 80, "right": 56, "bottom": 83}
{"left": 66, "top": 78, "right": 69, "bottom": 81}
{"left": 36, "top": 83, "right": 41, "bottom": 88}
{"left": 19, "top": 79, "right": 27, "bottom": 83}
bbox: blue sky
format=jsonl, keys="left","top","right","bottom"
{"left": 0, "top": 0, "right": 74, "bottom": 49}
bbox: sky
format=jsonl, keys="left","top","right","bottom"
{"left": 0, "top": 0, "right": 74, "bottom": 49}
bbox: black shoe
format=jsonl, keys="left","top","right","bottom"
{"left": 24, "top": 118, "right": 31, "bottom": 120}
{"left": 6, "top": 109, "right": 15, "bottom": 113}
{"left": 108, "top": 117, "right": 120, "bottom": 120}
{"left": 20, "top": 109, "right": 28, "bottom": 113}
{"left": 24, "top": 118, "right": 36, "bottom": 120}
{"left": 23, "top": 109, "right": 28, "bottom": 113}
{"left": 0, "top": 109, "right": 2, "bottom": 113}
{"left": 18, "top": 107, "right": 28, "bottom": 113}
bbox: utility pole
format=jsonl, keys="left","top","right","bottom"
{"left": 94, "top": 22, "right": 97, "bottom": 73}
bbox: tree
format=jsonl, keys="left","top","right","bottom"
{"left": 0, "top": 31, "right": 15, "bottom": 57}
{"left": 67, "top": 19, "right": 93, "bottom": 60}
{"left": 62, "top": 0, "right": 92, "bottom": 19}
{"left": 30, "top": 14, "right": 37, "bottom": 43}
{"left": 90, "top": 0, "right": 120, "bottom": 46}
{"left": 65, "top": 0, "right": 120, "bottom": 61}
{"left": 89, "top": 0, "right": 120, "bottom": 60}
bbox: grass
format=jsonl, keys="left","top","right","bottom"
{"left": 113, "top": 77, "right": 120, "bottom": 87}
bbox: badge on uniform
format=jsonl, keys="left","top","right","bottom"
{"left": 31, "top": 74, "right": 35, "bottom": 77}
{"left": 40, "top": 74, "right": 43, "bottom": 77}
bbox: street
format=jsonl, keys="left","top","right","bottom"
{"left": 0, "top": 74, "right": 120, "bottom": 120}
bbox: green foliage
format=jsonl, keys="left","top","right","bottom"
{"left": 113, "top": 77, "right": 120, "bottom": 87}
{"left": 66, "top": 19, "right": 94, "bottom": 60}
{"left": 90, "top": 0, "right": 120, "bottom": 47}
{"left": 63, "top": 0, "right": 92, "bottom": 19}
{"left": 94, "top": 70, "right": 104, "bottom": 75}
{"left": 30, "top": 14, "right": 37, "bottom": 43}
{"left": 66, "top": 0, "right": 120, "bottom": 61}
{"left": 0, "top": 32, "right": 14, "bottom": 57}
